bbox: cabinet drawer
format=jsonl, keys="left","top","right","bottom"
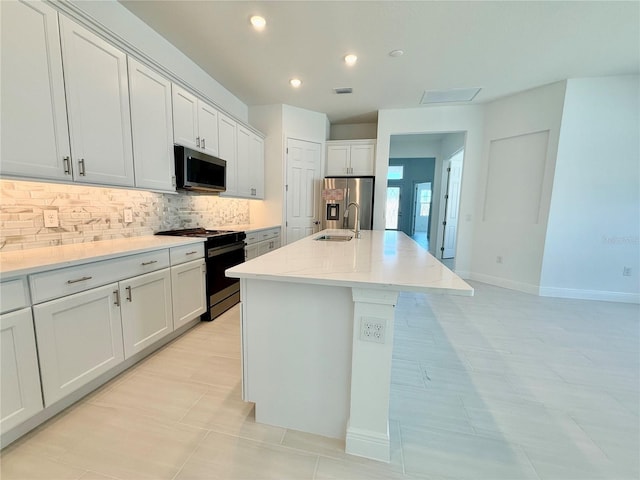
{"left": 0, "top": 277, "right": 30, "bottom": 314}
{"left": 245, "top": 232, "right": 259, "bottom": 245}
{"left": 170, "top": 243, "right": 205, "bottom": 265}
{"left": 29, "top": 250, "right": 170, "bottom": 304}
{"left": 257, "top": 228, "right": 280, "bottom": 242}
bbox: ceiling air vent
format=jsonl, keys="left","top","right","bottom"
{"left": 420, "top": 87, "right": 481, "bottom": 104}
{"left": 334, "top": 87, "right": 353, "bottom": 94}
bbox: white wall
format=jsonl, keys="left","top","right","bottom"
{"left": 471, "top": 81, "right": 566, "bottom": 294}
{"left": 330, "top": 123, "right": 378, "bottom": 140}
{"left": 66, "top": 0, "right": 248, "bottom": 122}
{"left": 540, "top": 75, "right": 640, "bottom": 302}
{"left": 389, "top": 135, "right": 442, "bottom": 159}
{"left": 376, "top": 106, "right": 485, "bottom": 276}
{"left": 249, "top": 105, "right": 328, "bottom": 227}
{"left": 249, "top": 105, "right": 285, "bottom": 225}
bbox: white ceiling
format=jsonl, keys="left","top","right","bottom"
{"left": 119, "top": 1, "right": 639, "bottom": 125}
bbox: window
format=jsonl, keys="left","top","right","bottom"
{"left": 387, "top": 166, "right": 404, "bottom": 180}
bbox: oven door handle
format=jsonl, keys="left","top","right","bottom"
{"left": 207, "top": 241, "right": 246, "bottom": 258}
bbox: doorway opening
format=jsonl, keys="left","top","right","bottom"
{"left": 411, "top": 182, "right": 431, "bottom": 249}
{"left": 387, "top": 133, "right": 466, "bottom": 263}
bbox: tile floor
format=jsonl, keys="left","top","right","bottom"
{"left": 1, "top": 281, "right": 638, "bottom": 479}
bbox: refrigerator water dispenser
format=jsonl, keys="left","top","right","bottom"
{"left": 327, "top": 203, "right": 340, "bottom": 221}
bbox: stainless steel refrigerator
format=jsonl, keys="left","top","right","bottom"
{"left": 321, "top": 177, "right": 374, "bottom": 231}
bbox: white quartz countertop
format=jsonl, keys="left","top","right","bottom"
{"left": 0, "top": 236, "right": 205, "bottom": 277}
{"left": 227, "top": 229, "right": 473, "bottom": 296}
{"left": 218, "top": 223, "right": 281, "bottom": 234}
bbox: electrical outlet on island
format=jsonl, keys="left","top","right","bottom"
{"left": 43, "top": 210, "right": 59, "bottom": 228}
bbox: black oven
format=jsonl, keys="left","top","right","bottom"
{"left": 156, "top": 228, "right": 246, "bottom": 320}
{"left": 206, "top": 240, "right": 245, "bottom": 319}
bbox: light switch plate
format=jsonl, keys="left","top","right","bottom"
{"left": 43, "top": 210, "right": 59, "bottom": 228}
{"left": 123, "top": 209, "right": 133, "bottom": 223}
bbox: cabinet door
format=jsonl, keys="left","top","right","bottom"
{"left": 236, "top": 125, "right": 252, "bottom": 197}
{"left": 33, "top": 283, "right": 124, "bottom": 406}
{"left": 172, "top": 84, "right": 199, "bottom": 150}
{"left": 245, "top": 244, "right": 259, "bottom": 261}
{"left": 1, "top": 308, "right": 43, "bottom": 432}
{"left": 0, "top": 0, "right": 71, "bottom": 181}
{"left": 218, "top": 113, "right": 238, "bottom": 196}
{"left": 349, "top": 143, "right": 375, "bottom": 176}
{"left": 60, "top": 17, "right": 134, "bottom": 187}
{"left": 171, "top": 259, "right": 206, "bottom": 330}
{"left": 198, "top": 102, "right": 219, "bottom": 156}
{"left": 120, "top": 269, "right": 173, "bottom": 358}
{"left": 257, "top": 240, "right": 273, "bottom": 257}
{"left": 250, "top": 134, "right": 265, "bottom": 199}
{"left": 129, "top": 58, "right": 175, "bottom": 192}
{"left": 326, "top": 145, "right": 350, "bottom": 176}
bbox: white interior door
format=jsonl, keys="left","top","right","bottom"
{"left": 286, "top": 138, "right": 322, "bottom": 244}
{"left": 442, "top": 151, "right": 463, "bottom": 259}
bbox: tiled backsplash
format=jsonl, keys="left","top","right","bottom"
{"left": 0, "top": 180, "right": 250, "bottom": 251}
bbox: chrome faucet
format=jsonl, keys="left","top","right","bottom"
{"left": 344, "top": 202, "right": 361, "bottom": 238}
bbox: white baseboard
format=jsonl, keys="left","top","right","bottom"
{"left": 345, "top": 422, "right": 390, "bottom": 463}
{"left": 539, "top": 286, "right": 640, "bottom": 304}
{"left": 465, "top": 272, "right": 639, "bottom": 304}
{"left": 469, "top": 272, "right": 540, "bottom": 295}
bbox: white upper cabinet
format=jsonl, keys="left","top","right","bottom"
{"left": 326, "top": 140, "right": 375, "bottom": 176}
{"left": 172, "top": 85, "right": 199, "bottom": 150}
{"left": 0, "top": 0, "right": 71, "bottom": 181}
{"left": 60, "top": 16, "right": 134, "bottom": 187}
{"left": 218, "top": 112, "right": 238, "bottom": 196}
{"left": 224, "top": 123, "right": 264, "bottom": 199}
{"left": 197, "top": 102, "right": 219, "bottom": 156}
{"left": 172, "top": 84, "right": 219, "bottom": 156}
{"left": 128, "top": 58, "right": 175, "bottom": 192}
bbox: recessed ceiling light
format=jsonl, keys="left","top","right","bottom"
{"left": 250, "top": 15, "right": 266, "bottom": 31}
{"left": 344, "top": 54, "right": 358, "bottom": 66}
{"left": 289, "top": 78, "right": 302, "bottom": 88}
{"left": 389, "top": 49, "right": 404, "bottom": 57}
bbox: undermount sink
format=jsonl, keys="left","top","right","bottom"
{"left": 314, "top": 234, "right": 353, "bottom": 242}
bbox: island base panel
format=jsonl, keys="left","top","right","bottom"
{"left": 345, "top": 288, "right": 398, "bottom": 463}
{"left": 242, "top": 279, "right": 354, "bottom": 439}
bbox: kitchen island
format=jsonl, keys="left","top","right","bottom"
{"left": 226, "top": 229, "right": 473, "bottom": 462}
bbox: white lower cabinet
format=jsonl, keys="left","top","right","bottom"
{"left": 244, "top": 227, "right": 281, "bottom": 260}
{"left": 120, "top": 269, "right": 173, "bottom": 358}
{"left": 33, "top": 267, "right": 174, "bottom": 406}
{"left": 1, "top": 308, "right": 43, "bottom": 432}
{"left": 33, "top": 283, "right": 124, "bottom": 406}
{"left": 171, "top": 258, "right": 206, "bottom": 329}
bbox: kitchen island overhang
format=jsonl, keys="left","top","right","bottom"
{"left": 226, "top": 229, "right": 473, "bottom": 463}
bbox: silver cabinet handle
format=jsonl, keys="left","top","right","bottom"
{"left": 113, "top": 289, "right": 120, "bottom": 306}
{"left": 79, "top": 158, "right": 86, "bottom": 176}
{"left": 125, "top": 286, "right": 132, "bottom": 302}
{"left": 185, "top": 251, "right": 198, "bottom": 255}
{"left": 66, "top": 276, "right": 92, "bottom": 284}
{"left": 141, "top": 260, "right": 158, "bottom": 266}
{"left": 196, "top": 136, "right": 200, "bottom": 147}
{"left": 63, "top": 156, "right": 71, "bottom": 175}
{"left": 202, "top": 138, "right": 206, "bottom": 149}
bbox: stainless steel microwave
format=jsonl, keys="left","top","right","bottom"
{"left": 175, "top": 145, "right": 226, "bottom": 193}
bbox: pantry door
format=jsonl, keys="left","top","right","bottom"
{"left": 285, "top": 138, "right": 322, "bottom": 244}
